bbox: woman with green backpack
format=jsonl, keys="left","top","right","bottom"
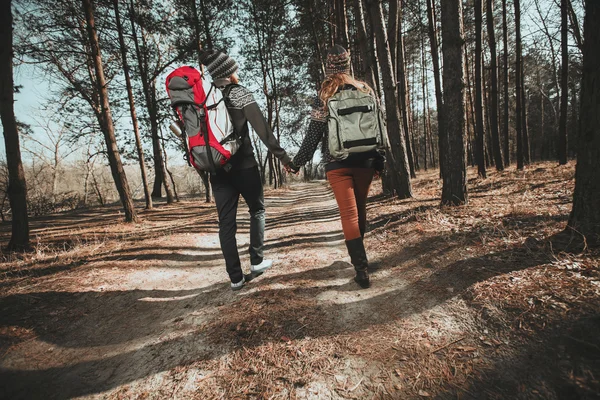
{"left": 292, "top": 45, "right": 385, "bottom": 289}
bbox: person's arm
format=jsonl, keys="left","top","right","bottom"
{"left": 293, "top": 99, "right": 327, "bottom": 167}
{"left": 228, "top": 86, "right": 291, "bottom": 165}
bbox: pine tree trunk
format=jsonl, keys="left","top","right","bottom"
{"left": 558, "top": 0, "right": 569, "bottom": 165}
{"left": 83, "top": 0, "right": 137, "bottom": 222}
{"left": 475, "top": 0, "right": 487, "bottom": 178}
{"left": 366, "top": 0, "right": 412, "bottom": 199}
{"left": 465, "top": 44, "right": 477, "bottom": 168}
{"left": 398, "top": 2, "right": 416, "bottom": 178}
{"left": 521, "top": 67, "right": 531, "bottom": 164}
{"left": 353, "top": 0, "right": 376, "bottom": 89}
{"left": 128, "top": 0, "right": 173, "bottom": 203}
{"left": 308, "top": 0, "right": 327, "bottom": 80}
{"left": 568, "top": 0, "right": 600, "bottom": 243}
{"left": 113, "top": 0, "right": 152, "bottom": 210}
{"left": 388, "top": 0, "right": 398, "bottom": 70}
{"left": 514, "top": 0, "right": 524, "bottom": 170}
{"left": 0, "top": 0, "right": 30, "bottom": 250}
{"left": 192, "top": 0, "right": 213, "bottom": 202}
{"left": 440, "top": 0, "right": 468, "bottom": 205}
{"left": 421, "top": 24, "right": 429, "bottom": 171}
{"left": 426, "top": 0, "right": 446, "bottom": 178}
{"left": 198, "top": 0, "right": 214, "bottom": 48}
{"left": 336, "top": 0, "right": 350, "bottom": 49}
{"left": 502, "top": 0, "right": 510, "bottom": 167}
{"left": 486, "top": 0, "right": 504, "bottom": 171}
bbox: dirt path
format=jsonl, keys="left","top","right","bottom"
{"left": 0, "top": 181, "right": 366, "bottom": 399}
{"left": 1, "top": 167, "right": 599, "bottom": 399}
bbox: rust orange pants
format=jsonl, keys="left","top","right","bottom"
{"left": 326, "top": 167, "right": 374, "bottom": 241}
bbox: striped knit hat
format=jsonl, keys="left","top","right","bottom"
{"left": 325, "top": 45, "right": 351, "bottom": 76}
{"left": 199, "top": 49, "right": 239, "bottom": 80}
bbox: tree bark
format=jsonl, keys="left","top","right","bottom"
{"left": 426, "top": 0, "right": 446, "bottom": 178}
{"left": 0, "top": 0, "right": 30, "bottom": 250}
{"left": 83, "top": 0, "right": 137, "bottom": 222}
{"left": 113, "top": 0, "right": 152, "bottom": 210}
{"left": 502, "top": 0, "right": 510, "bottom": 166}
{"left": 521, "top": 65, "right": 531, "bottom": 164}
{"left": 128, "top": 0, "right": 173, "bottom": 203}
{"left": 366, "top": 0, "right": 412, "bottom": 199}
{"left": 465, "top": 43, "right": 477, "bottom": 168}
{"left": 568, "top": 0, "right": 600, "bottom": 243}
{"left": 475, "top": 0, "right": 486, "bottom": 178}
{"left": 515, "top": 0, "right": 524, "bottom": 170}
{"left": 420, "top": 20, "right": 429, "bottom": 171}
{"left": 486, "top": 0, "right": 504, "bottom": 171}
{"left": 308, "top": 0, "right": 327, "bottom": 80}
{"left": 388, "top": 0, "right": 398, "bottom": 70}
{"left": 440, "top": 0, "right": 467, "bottom": 205}
{"left": 335, "top": 0, "right": 350, "bottom": 49}
{"left": 192, "top": 0, "right": 212, "bottom": 202}
{"left": 353, "top": 0, "right": 377, "bottom": 90}
{"left": 398, "top": 2, "right": 416, "bottom": 178}
{"left": 558, "top": 0, "right": 569, "bottom": 165}
{"left": 534, "top": 0, "right": 561, "bottom": 163}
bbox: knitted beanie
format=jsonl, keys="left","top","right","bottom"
{"left": 199, "top": 49, "right": 239, "bottom": 80}
{"left": 325, "top": 45, "right": 351, "bottom": 76}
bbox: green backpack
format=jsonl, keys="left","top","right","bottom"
{"left": 327, "top": 88, "right": 386, "bottom": 161}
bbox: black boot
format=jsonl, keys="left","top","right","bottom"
{"left": 345, "top": 237, "right": 371, "bottom": 288}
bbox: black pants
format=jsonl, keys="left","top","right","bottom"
{"left": 210, "top": 166, "right": 265, "bottom": 283}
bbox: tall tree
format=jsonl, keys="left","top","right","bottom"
{"left": 440, "top": 0, "right": 467, "bottom": 205}
{"left": 426, "top": 0, "right": 446, "bottom": 178}
{"left": 501, "top": 0, "right": 510, "bottom": 166}
{"left": 486, "top": 0, "right": 504, "bottom": 171}
{"left": 397, "top": 2, "right": 416, "bottom": 178}
{"left": 558, "top": 0, "right": 569, "bottom": 165}
{"left": 128, "top": 0, "right": 174, "bottom": 203}
{"left": 83, "top": 0, "right": 137, "bottom": 222}
{"left": 366, "top": 0, "right": 412, "bottom": 199}
{"left": 190, "top": 0, "right": 213, "bottom": 202}
{"left": 113, "top": 0, "right": 152, "bottom": 210}
{"left": 474, "top": 0, "right": 486, "bottom": 178}
{"left": 568, "top": 0, "right": 600, "bottom": 243}
{"left": 521, "top": 62, "right": 531, "bottom": 164}
{"left": 533, "top": 0, "right": 561, "bottom": 161}
{"left": 353, "top": 0, "right": 376, "bottom": 90}
{"left": 0, "top": 0, "right": 30, "bottom": 250}
{"left": 515, "top": 0, "right": 524, "bottom": 170}
{"left": 335, "top": 0, "right": 350, "bottom": 48}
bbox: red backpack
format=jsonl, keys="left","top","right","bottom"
{"left": 166, "top": 66, "right": 240, "bottom": 172}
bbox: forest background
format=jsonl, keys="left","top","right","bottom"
{"left": 0, "top": 0, "right": 596, "bottom": 251}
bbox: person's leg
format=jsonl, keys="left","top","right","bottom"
{"left": 353, "top": 168, "right": 375, "bottom": 238}
{"left": 327, "top": 168, "right": 361, "bottom": 241}
{"left": 327, "top": 168, "right": 371, "bottom": 288}
{"left": 232, "top": 166, "right": 267, "bottom": 268}
{"left": 210, "top": 172, "right": 244, "bottom": 284}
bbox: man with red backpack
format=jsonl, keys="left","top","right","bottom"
{"left": 197, "top": 49, "right": 298, "bottom": 290}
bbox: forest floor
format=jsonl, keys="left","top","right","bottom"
{"left": 0, "top": 161, "right": 599, "bottom": 400}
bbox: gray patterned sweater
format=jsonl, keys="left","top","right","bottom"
{"left": 214, "top": 78, "right": 291, "bottom": 171}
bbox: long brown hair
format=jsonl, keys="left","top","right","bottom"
{"left": 319, "top": 73, "right": 373, "bottom": 110}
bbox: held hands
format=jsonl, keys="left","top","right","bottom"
{"left": 284, "top": 160, "right": 300, "bottom": 174}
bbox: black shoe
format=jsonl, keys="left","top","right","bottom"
{"left": 345, "top": 237, "right": 371, "bottom": 289}
{"left": 354, "top": 270, "right": 371, "bottom": 289}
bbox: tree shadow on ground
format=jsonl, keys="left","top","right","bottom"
{"left": 0, "top": 226, "right": 555, "bottom": 399}
{"left": 454, "top": 311, "right": 600, "bottom": 399}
